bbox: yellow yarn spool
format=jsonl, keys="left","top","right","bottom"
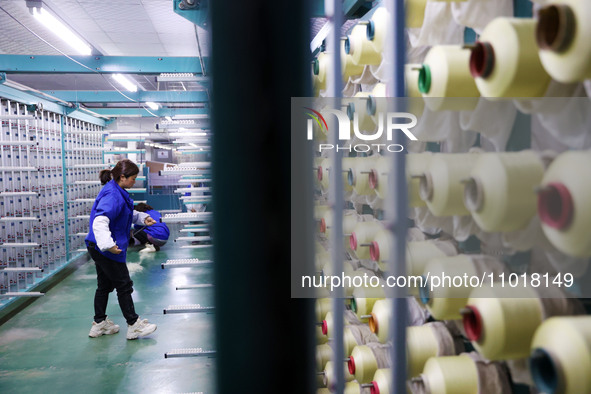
{"left": 316, "top": 158, "right": 355, "bottom": 195}
{"left": 464, "top": 151, "right": 544, "bottom": 232}
{"left": 406, "top": 64, "right": 426, "bottom": 117}
{"left": 371, "top": 83, "right": 386, "bottom": 98}
{"left": 406, "top": 0, "right": 427, "bottom": 28}
{"left": 348, "top": 345, "right": 381, "bottom": 383}
{"left": 317, "top": 158, "right": 331, "bottom": 193}
{"left": 419, "top": 354, "right": 479, "bottom": 394}
{"left": 344, "top": 381, "right": 362, "bottom": 394}
{"left": 341, "top": 38, "right": 364, "bottom": 82}
{"left": 317, "top": 343, "right": 333, "bottom": 372}
{"left": 406, "top": 64, "right": 422, "bottom": 98}
{"left": 346, "top": 8, "right": 389, "bottom": 66}
{"left": 407, "top": 240, "right": 457, "bottom": 277}
{"left": 322, "top": 311, "right": 334, "bottom": 340}
{"left": 407, "top": 323, "right": 449, "bottom": 378}
{"left": 342, "top": 157, "right": 355, "bottom": 194}
{"left": 316, "top": 253, "right": 330, "bottom": 272}
{"left": 421, "top": 254, "right": 477, "bottom": 319}
{"left": 343, "top": 211, "right": 360, "bottom": 244}
{"left": 369, "top": 155, "right": 391, "bottom": 200}
{"left": 462, "top": 286, "right": 543, "bottom": 360}
{"left": 368, "top": 153, "right": 432, "bottom": 208}
{"left": 321, "top": 311, "right": 350, "bottom": 340}
{"left": 314, "top": 52, "right": 329, "bottom": 92}
{"left": 536, "top": 0, "right": 591, "bottom": 83}
{"left": 407, "top": 153, "right": 433, "bottom": 208}
{"left": 344, "top": 326, "right": 361, "bottom": 357}
{"left": 347, "top": 24, "right": 381, "bottom": 66}
{"left": 350, "top": 221, "right": 385, "bottom": 260}
{"left": 317, "top": 388, "right": 331, "bottom": 394}
{"left": 324, "top": 360, "right": 355, "bottom": 389}
{"left": 418, "top": 46, "right": 480, "bottom": 112}
{"left": 537, "top": 150, "right": 591, "bottom": 258}
{"left": 530, "top": 316, "right": 591, "bottom": 394}
{"left": 344, "top": 270, "right": 377, "bottom": 298}
{"left": 314, "top": 205, "right": 330, "bottom": 221}
{"left": 352, "top": 286, "right": 386, "bottom": 322}
{"left": 320, "top": 209, "right": 359, "bottom": 250}
{"left": 312, "top": 63, "right": 323, "bottom": 96}
{"left": 368, "top": 229, "right": 392, "bottom": 266}
{"left": 421, "top": 255, "right": 507, "bottom": 321}
{"left": 350, "top": 92, "right": 377, "bottom": 137}
{"left": 369, "top": 8, "right": 388, "bottom": 55}
{"left": 348, "top": 156, "right": 376, "bottom": 196}
{"left": 316, "top": 298, "right": 332, "bottom": 323}
{"left": 314, "top": 157, "right": 325, "bottom": 190}
{"left": 371, "top": 368, "right": 391, "bottom": 394}
{"left": 419, "top": 153, "right": 479, "bottom": 217}
{"left": 369, "top": 299, "right": 391, "bottom": 343}
{"left": 470, "top": 18, "right": 551, "bottom": 97}
{"left": 317, "top": 324, "right": 329, "bottom": 345}
{"left": 367, "top": 84, "right": 387, "bottom": 143}
{"left": 321, "top": 313, "right": 367, "bottom": 353}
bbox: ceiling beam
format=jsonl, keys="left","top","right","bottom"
{"left": 0, "top": 55, "right": 207, "bottom": 74}
{"left": 40, "top": 90, "right": 208, "bottom": 103}
{"left": 173, "top": 0, "right": 209, "bottom": 29}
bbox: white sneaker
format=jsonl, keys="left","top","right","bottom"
{"left": 127, "top": 317, "right": 157, "bottom": 339}
{"left": 139, "top": 244, "right": 156, "bottom": 253}
{"left": 89, "top": 319, "right": 120, "bottom": 337}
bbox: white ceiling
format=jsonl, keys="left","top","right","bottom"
{"left": 0, "top": 0, "right": 209, "bottom": 57}
{"left": 0, "top": 0, "right": 209, "bottom": 102}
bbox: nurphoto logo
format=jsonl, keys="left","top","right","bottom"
{"left": 305, "top": 106, "right": 418, "bottom": 153}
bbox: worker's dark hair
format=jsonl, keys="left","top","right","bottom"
{"left": 99, "top": 159, "right": 140, "bottom": 185}
{"left": 99, "top": 169, "right": 112, "bottom": 185}
{"left": 134, "top": 202, "right": 153, "bottom": 212}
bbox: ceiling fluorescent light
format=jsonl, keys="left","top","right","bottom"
{"left": 157, "top": 73, "right": 199, "bottom": 82}
{"left": 145, "top": 102, "right": 160, "bottom": 110}
{"left": 112, "top": 74, "right": 138, "bottom": 92}
{"left": 33, "top": 8, "right": 92, "bottom": 55}
{"left": 160, "top": 119, "right": 195, "bottom": 126}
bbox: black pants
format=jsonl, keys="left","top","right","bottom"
{"left": 133, "top": 229, "right": 149, "bottom": 245}
{"left": 88, "top": 246, "right": 138, "bottom": 326}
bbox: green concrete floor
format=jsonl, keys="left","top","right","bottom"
{"left": 0, "top": 224, "right": 215, "bottom": 394}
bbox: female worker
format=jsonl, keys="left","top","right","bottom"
{"left": 85, "top": 159, "right": 158, "bottom": 340}
{"left": 131, "top": 202, "right": 170, "bottom": 252}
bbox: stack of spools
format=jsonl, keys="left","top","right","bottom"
{"left": 309, "top": 1, "right": 591, "bottom": 393}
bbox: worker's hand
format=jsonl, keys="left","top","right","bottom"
{"left": 108, "top": 245, "right": 122, "bottom": 254}
{"left": 144, "top": 217, "right": 157, "bottom": 226}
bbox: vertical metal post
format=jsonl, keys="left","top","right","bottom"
{"left": 210, "top": 1, "right": 312, "bottom": 393}
{"left": 325, "top": 0, "right": 345, "bottom": 392}
{"left": 385, "top": 0, "right": 408, "bottom": 392}
{"left": 60, "top": 114, "right": 70, "bottom": 259}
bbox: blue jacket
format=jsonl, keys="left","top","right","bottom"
{"left": 134, "top": 209, "right": 170, "bottom": 241}
{"left": 85, "top": 180, "right": 134, "bottom": 262}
